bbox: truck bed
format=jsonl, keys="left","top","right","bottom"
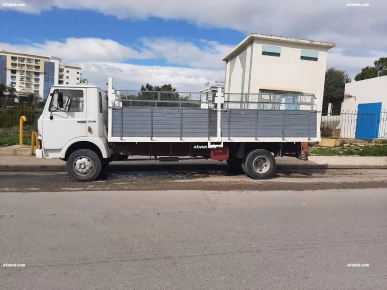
{"left": 111, "top": 107, "right": 317, "bottom": 140}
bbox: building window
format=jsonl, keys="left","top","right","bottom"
{"left": 301, "top": 50, "right": 319, "bottom": 61}
{"left": 77, "top": 77, "right": 79, "bottom": 80}
{"left": 66, "top": 82, "right": 69, "bottom": 85}
{"left": 66, "top": 70, "right": 69, "bottom": 73}
{"left": 50, "top": 89, "right": 84, "bottom": 112}
{"left": 262, "top": 45, "right": 281, "bottom": 57}
{"left": 66, "top": 76, "right": 69, "bottom": 79}
{"left": 77, "top": 72, "right": 80, "bottom": 74}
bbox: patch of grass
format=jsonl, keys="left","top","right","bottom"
{"left": 310, "top": 145, "right": 387, "bottom": 156}
{"left": 0, "top": 135, "right": 32, "bottom": 146}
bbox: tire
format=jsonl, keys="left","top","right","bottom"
{"left": 226, "top": 158, "right": 243, "bottom": 174}
{"left": 241, "top": 162, "right": 248, "bottom": 175}
{"left": 66, "top": 149, "right": 102, "bottom": 182}
{"left": 244, "top": 149, "right": 276, "bottom": 179}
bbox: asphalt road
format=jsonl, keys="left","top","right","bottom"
{"left": 1, "top": 166, "right": 387, "bottom": 191}
{"left": 1, "top": 188, "right": 387, "bottom": 289}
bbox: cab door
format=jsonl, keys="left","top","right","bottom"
{"left": 42, "top": 88, "right": 87, "bottom": 150}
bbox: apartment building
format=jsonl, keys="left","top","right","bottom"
{"left": 0, "top": 50, "right": 82, "bottom": 100}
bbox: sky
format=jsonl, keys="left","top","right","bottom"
{"left": 0, "top": 0, "right": 386, "bottom": 91}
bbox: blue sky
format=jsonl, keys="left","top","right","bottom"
{"left": 0, "top": 1, "right": 386, "bottom": 90}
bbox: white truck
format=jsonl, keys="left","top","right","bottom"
{"left": 36, "top": 77, "right": 318, "bottom": 182}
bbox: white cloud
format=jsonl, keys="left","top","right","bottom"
{"left": 3, "top": 1, "right": 386, "bottom": 49}
{"left": 73, "top": 62, "right": 224, "bottom": 91}
{"left": 140, "top": 38, "right": 233, "bottom": 69}
{"left": 0, "top": 37, "right": 227, "bottom": 91}
{"left": 0, "top": 38, "right": 155, "bottom": 62}
{"left": 2, "top": 0, "right": 385, "bottom": 80}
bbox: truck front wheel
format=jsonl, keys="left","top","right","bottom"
{"left": 244, "top": 149, "right": 276, "bottom": 179}
{"left": 66, "top": 149, "right": 102, "bottom": 182}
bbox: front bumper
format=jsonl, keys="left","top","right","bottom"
{"left": 35, "top": 149, "right": 43, "bottom": 158}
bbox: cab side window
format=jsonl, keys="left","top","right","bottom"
{"left": 50, "top": 90, "right": 84, "bottom": 112}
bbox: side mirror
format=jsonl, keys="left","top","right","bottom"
{"left": 58, "top": 92, "right": 64, "bottom": 108}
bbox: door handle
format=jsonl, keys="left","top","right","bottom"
{"left": 77, "top": 120, "right": 86, "bottom": 123}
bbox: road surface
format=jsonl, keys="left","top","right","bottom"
{"left": 1, "top": 186, "right": 387, "bottom": 289}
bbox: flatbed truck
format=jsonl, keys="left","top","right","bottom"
{"left": 35, "top": 77, "right": 319, "bottom": 181}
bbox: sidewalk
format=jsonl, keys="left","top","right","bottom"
{"left": 1, "top": 155, "right": 387, "bottom": 172}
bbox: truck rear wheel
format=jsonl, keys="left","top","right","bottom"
{"left": 66, "top": 149, "right": 102, "bottom": 182}
{"left": 244, "top": 149, "right": 276, "bottom": 179}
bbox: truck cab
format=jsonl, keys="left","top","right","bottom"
{"left": 36, "top": 85, "right": 112, "bottom": 179}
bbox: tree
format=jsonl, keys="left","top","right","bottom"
{"left": 0, "top": 84, "right": 17, "bottom": 107}
{"left": 355, "top": 57, "right": 387, "bottom": 81}
{"left": 323, "top": 68, "right": 351, "bottom": 115}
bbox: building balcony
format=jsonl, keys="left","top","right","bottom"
{"left": 58, "top": 80, "right": 64, "bottom": 85}
{"left": 11, "top": 64, "right": 17, "bottom": 69}
{"left": 35, "top": 60, "right": 40, "bottom": 64}
{"left": 18, "top": 57, "right": 25, "bottom": 62}
{"left": 19, "top": 77, "right": 25, "bottom": 81}
{"left": 26, "top": 73, "right": 33, "bottom": 77}
{"left": 19, "top": 71, "right": 24, "bottom": 75}
{"left": 35, "top": 66, "right": 40, "bottom": 70}
{"left": 34, "top": 78, "right": 40, "bottom": 83}
{"left": 11, "top": 82, "right": 16, "bottom": 87}
{"left": 27, "top": 59, "right": 33, "bottom": 64}
{"left": 11, "top": 70, "right": 16, "bottom": 74}
{"left": 11, "top": 77, "right": 16, "bottom": 81}
{"left": 26, "top": 65, "right": 33, "bottom": 70}
{"left": 11, "top": 57, "right": 17, "bottom": 62}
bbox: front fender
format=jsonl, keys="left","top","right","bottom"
{"left": 60, "top": 137, "right": 112, "bottom": 159}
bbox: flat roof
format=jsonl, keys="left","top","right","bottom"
{"left": 52, "top": 85, "right": 98, "bottom": 88}
{"left": 0, "top": 50, "right": 51, "bottom": 60}
{"left": 223, "top": 33, "right": 336, "bottom": 61}
{"left": 64, "top": 65, "right": 81, "bottom": 69}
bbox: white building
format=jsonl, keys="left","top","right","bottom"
{"left": 62, "top": 65, "right": 81, "bottom": 86}
{"left": 0, "top": 50, "right": 82, "bottom": 100}
{"left": 339, "top": 75, "right": 387, "bottom": 140}
{"left": 222, "top": 33, "right": 335, "bottom": 111}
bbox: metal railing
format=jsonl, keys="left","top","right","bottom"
{"left": 0, "top": 105, "right": 41, "bottom": 137}
{"left": 224, "top": 93, "right": 316, "bottom": 110}
{"left": 115, "top": 90, "right": 212, "bottom": 108}
{"left": 114, "top": 90, "right": 316, "bottom": 110}
{"left": 321, "top": 110, "right": 387, "bottom": 140}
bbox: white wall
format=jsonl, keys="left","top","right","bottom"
{"left": 340, "top": 75, "right": 387, "bottom": 139}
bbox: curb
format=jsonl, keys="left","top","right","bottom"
{"left": 1, "top": 164, "right": 387, "bottom": 172}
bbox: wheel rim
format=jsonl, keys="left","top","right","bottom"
{"left": 73, "top": 156, "right": 94, "bottom": 176}
{"left": 252, "top": 156, "right": 270, "bottom": 174}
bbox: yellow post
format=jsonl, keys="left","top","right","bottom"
{"left": 31, "top": 131, "right": 38, "bottom": 155}
{"left": 19, "top": 116, "right": 27, "bottom": 147}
